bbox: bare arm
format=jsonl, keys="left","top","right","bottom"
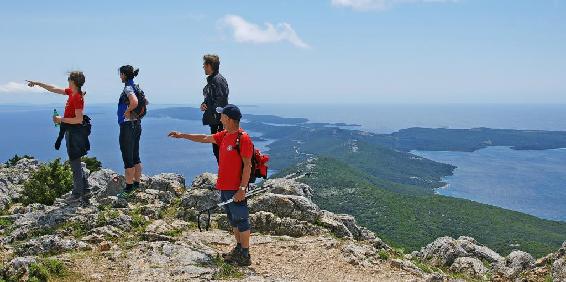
{"left": 26, "top": 80, "right": 66, "bottom": 95}
{"left": 124, "top": 93, "right": 138, "bottom": 119}
{"left": 239, "top": 157, "right": 252, "bottom": 188}
{"left": 167, "top": 131, "right": 216, "bottom": 144}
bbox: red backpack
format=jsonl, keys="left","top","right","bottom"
{"left": 235, "top": 132, "right": 269, "bottom": 183}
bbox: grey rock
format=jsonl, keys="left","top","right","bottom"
{"left": 342, "top": 243, "right": 377, "bottom": 267}
{"left": 261, "top": 178, "right": 313, "bottom": 199}
{"left": 390, "top": 259, "right": 426, "bottom": 278}
{"left": 88, "top": 169, "right": 125, "bottom": 199}
{"left": 450, "top": 257, "right": 488, "bottom": 278}
{"left": 191, "top": 173, "right": 217, "bottom": 189}
{"left": 126, "top": 241, "right": 215, "bottom": 280}
{"left": 317, "top": 210, "right": 353, "bottom": 238}
{"left": 0, "top": 158, "right": 40, "bottom": 210}
{"left": 97, "top": 196, "right": 128, "bottom": 208}
{"left": 3, "top": 256, "right": 37, "bottom": 279}
{"left": 16, "top": 235, "right": 90, "bottom": 255}
{"left": 249, "top": 193, "right": 321, "bottom": 223}
{"left": 417, "top": 236, "right": 468, "bottom": 267}
{"left": 457, "top": 236, "right": 503, "bottom": 263}
{"left": 493, "top": 250, "right": 535, "bottom": 279}
{"left": 417, "top": 236, "right": 503, "bottom": 268}
{"left": 180, "top": 188, "right": 220, "bottom": 211}
{"left": 149, "top": 173, "right": 185, "bottom": 196}
{"left": 553, "top": 258, "right": 566, "bottom": 282}
{"left": 217, "top": 211, "right": 324, "bottom": 237}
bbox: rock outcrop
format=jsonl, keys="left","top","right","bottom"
{"left": 1, "top": 161, "right": 565, "bottom": 281}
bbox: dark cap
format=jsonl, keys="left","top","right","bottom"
{"left": 216, "top": 104, "right": 242, "bottom": 121}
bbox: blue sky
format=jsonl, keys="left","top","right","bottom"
{"left": 0, "top": 0, "right": 564, "bottom": 105}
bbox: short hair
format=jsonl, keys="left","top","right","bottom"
{"left": 203, "top": 54, "right": 220, "bottom": 72}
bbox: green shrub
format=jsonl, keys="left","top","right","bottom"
{"left": 211, "top": 255, "right": 244, "bottom": 280}
{"left": 25, "top": 258, "right": 67, "bottom": 282}
{"left": 20, "top": 158, "right": 73, "bottom": 205}
{"left": 378, "top": 250, "right": 390, "bottom": 260}
{"left": 64, "top": 156, "right": 102, "bottom": 173}
{"left": 4, "top": 154, "right": 34, "bottom": 167}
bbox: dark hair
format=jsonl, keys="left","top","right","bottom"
{"left": 203, "top": 54, "right": 220, "bottom": 72}
{"left": 119, "top": 65, "right": 140, "bottom": 80}
{"left": 67, "top": 71, "right": 85, "bottom": 95}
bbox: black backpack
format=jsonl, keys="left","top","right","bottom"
{"left": 122, "top": 84, "right": 148, "bottom": 119}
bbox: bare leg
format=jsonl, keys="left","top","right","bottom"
{"left": 134, "top": 163, "right": 142, "bottom": 182}
{"left": 125, "top": 167, "right": 135, "bottom": 184}
{"left": 239, "top": 230, "right": 250, "bottom": 249}
{"left": 233, "top": 227, "right": 241, "bottom": 244}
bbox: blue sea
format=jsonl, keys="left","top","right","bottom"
{"left": 1, "top": 103, "right": 566, "bottom": 221}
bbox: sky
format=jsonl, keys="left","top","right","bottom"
{"left": 0, "top": 0, "right": 565, "bottom": 105}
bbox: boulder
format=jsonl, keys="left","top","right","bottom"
{"left": 417, "top": 236, "right": 468, "bottom": 267}
{"left": 148, "top": 173, "right": 185, "bottom": 196}
{"left": 16, "top": 235, "right": 90, "bottom": 255}
{"left": 3, "top": 256, "right": 37, "bottom": 279}
{"left": 341, "top": 243, "right": 377, "bottom": 267}
{"left": 317, "top": 210, "right": 353, "bottom": 238}
{"left": 493, "top": 250, "right": 535, "bottom": 279}
{"left": 261, "top": 178, "right": 313, "bottom": 199}
{"left": 88, "top": 169, "right": 125, "bottom": 199}
{"left": 449, "top": 257, "right": 488, "bottom": 278}
{"left": 249, "top": 193, "right": 321, "bottom": 223}
{"left": 217, "top": 211, "right": 324, "bottom": 237}
{"left": 417, "top": 236, "right": 503, "bottom": 267}
{"left": 180, "top": 188, "right": 220, "bottom": 211}
{"left": 190, "top": 173, "right": 217, "bottom": 189}
{"left": 553, "top": 258, "right": 566, "bottom": 281}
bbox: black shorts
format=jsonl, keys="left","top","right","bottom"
{"left": 119, "top": 121, "right": 142, "bottom": 169}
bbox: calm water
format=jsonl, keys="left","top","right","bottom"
{"left": 413, "top": 147, "right": 566, "bottom": 221}
{"left": 0, "top": 105, "right": 271, "bottom": 183}
{"left": 244, "top": 104, "right": 566, "bottom": 134}
{"left": 1, "top": 104, "right": 566, "bottom": 221}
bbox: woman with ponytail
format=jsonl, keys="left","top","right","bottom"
{"left": 26, "top": 71, "right": 91, "bottom": 204}
{"left": 117, "top": 65, "right": 143, "bottom": 198}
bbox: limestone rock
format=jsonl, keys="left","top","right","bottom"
{"left": 449, "top": 257, "right": 488, "bottom": 278}
{"left": 249, "top": 193, "right": 321, "bottom": 223}
{"left": 261, "top": 178, "right": 313, "bottom": 199}
{"left": 148, "top": 173, "right": 185, "bottom": 196}
{"left": 16, "top": 235, "right": 90, "bottom": 256}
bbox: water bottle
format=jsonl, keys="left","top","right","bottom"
{"left": 53, "top": 109, "right": 59, "bottom": 127}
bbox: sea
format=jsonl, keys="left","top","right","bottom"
{"left": 1, "top": 103, "right": 565, "bottom": 221}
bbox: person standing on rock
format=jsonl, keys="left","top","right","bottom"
{"left": 26, "top": 72, "right": 91, "bottom": 204}
{"left": 168, "top": 104, "right": 253, "bottom": 266}
{"left": 200, "top": 54, "right": 229, "bottom": 164}
{"left": 117, "top": 65, "right": 144, "bottom": 198}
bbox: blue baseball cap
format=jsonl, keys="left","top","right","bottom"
{"left": 216, "top": 104, "right": 242, "bottom": 121}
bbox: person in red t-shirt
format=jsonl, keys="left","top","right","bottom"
{"left": 26, "top": 72, "right": 90, "bottom": 203}
{"left": 168, "top": 104, "right": 253, "bottom": 266}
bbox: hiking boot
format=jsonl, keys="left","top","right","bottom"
{"left": 229, "top": 252, "right": 252, "bottom": 267}
{"left": 117, "top": 187, "right": 135, "bottom": 199}
{"left": 222, "top": 246, "right": 241, "bottom": 262}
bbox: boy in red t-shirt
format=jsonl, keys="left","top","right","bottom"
{"left": 168, "top": 104, "right": 253, "bottom": 266}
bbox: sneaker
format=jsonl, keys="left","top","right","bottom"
{"left": 222, "top": 246, "right": 241, "bottom": 262}
{"left": 229, "top": 252, "right": 251, "bottom": 267}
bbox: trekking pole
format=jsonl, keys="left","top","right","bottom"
{"left": 197, "top": 186, "right": 270, "bottom": 232}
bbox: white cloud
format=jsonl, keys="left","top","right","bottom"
{"left": 331, "top": 0, "right": 457, "bottom": 11}
{"left": 220, "top": 15, "right": 310, "bottom": 49}
{"left": 0, "top": 82, "right": 47, "bottom": 94}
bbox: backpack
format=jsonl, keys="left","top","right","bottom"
{"left": 235, "top": 132, "right": 270, "bottom": 184}
{"left": 121, "top": 84, "right": 148, "bottom": 119}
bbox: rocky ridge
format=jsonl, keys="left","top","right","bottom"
{"left": 0, "top": 158, "right": 564, "bottom": 281}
